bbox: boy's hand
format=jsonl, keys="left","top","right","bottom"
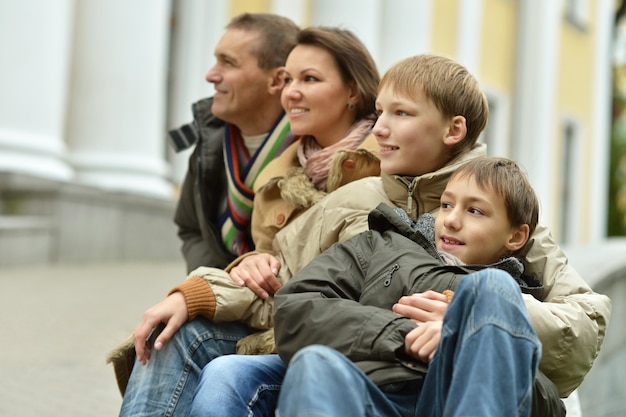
{"left": 393, "top": 290, "right": 449, "bottom": 324}
{"left": 133, "top": 292, "right": 188, "bottom": 365}
{"left": 229, "top": 253, "right": 282, "bottom": 300}
{"left": 404, "top": 320, "right": 443, "bottom": 363}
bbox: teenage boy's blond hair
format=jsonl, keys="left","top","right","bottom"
{"left": 378, "top": 54, "right": 489, "bottom": 159}
{"left": 451, "top": 156, "right": 539, "bottom": 238}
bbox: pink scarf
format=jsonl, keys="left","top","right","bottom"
{"left": 296, "top": 119, "right": 374, "bottom": 191}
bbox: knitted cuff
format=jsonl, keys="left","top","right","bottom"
{"left": 168, "top": 276, "right": 217, "bottom": 320}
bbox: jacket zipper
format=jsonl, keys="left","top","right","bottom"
{"left": 397, "top": 176, "right": 418, "bottom": 217}
{"left": 363, "top": 263, "right": 400, "bottom": 294}
{"left": 383, "top": 264, "right": 400, "bottom": 286}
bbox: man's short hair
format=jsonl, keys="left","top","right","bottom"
{"left": 227, "top": 13, "right": 299, "bottom": 69}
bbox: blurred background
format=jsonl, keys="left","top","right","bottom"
{"left": 0, "top": 0, "right": 624, "bottom": 416}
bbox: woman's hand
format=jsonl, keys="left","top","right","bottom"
{"left": 229, "top": 253, "right": 283, "bottom": 299}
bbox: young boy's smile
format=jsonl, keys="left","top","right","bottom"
{"left": 373, "top": 86, "right": 454, "bottom": 177}
{"left": 435, "top": 175, "right": 525, "bottom": 265}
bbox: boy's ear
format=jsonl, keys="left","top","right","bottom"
{"left": 268, "top": 67, "right": 286, "bottom": 95}
{"left": 505, "top": 224, "right": 530, "bottom": 253}
{"left": 443, "top": 115, "right": 467, "bottom": 146}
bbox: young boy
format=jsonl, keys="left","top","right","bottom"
{"left": 273, "top": 156, "right": 542, "bottom": 417}
{"left": 187, "top": 54, "right": 609, "bottom": 417}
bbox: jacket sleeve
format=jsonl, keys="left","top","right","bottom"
{"left": 174, "top": 140, "right": 233, "bottom": 273}
{"left": 174, "top": 153, "right": 213, "bottom": 273}
{"left": 522, "top": 223, "right": 612, "bottom": 397}
{"left": 274, "top": 232, "right": 417, "bottom": 366}
{"left": 169, "top": 267, "right": 274, "bottom": 330}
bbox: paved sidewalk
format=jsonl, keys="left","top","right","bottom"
{"left": 0, "top": 260, "right": 187, "bottom": 417}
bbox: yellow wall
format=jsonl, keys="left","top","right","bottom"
{"left": 431, "top": 0, "right": 459, "bottom": 57}
{"left": 230, "top": 0, "right": 270, "bottom": 16}
{"left": 479, "top": 0, "right": 517, "bottom": 93}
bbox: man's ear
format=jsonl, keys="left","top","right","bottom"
{"left": 506, "top": 224, "right": 530, "bottom": 253}
{"left": 443, "top": 115, "right": 467, "bottom": 146}
{"left": 268, "top": 67, "right": 286, "bottom": 95}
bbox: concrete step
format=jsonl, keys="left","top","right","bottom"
{"left": 0, "top": 215, "right": 55, "bottom": 267}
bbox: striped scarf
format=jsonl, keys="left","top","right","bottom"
{"left": 219, "top": 115, "right": 293, "bottom": 256}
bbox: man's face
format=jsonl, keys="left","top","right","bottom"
{"left": 205, "top": 28, "right": 274, "bottom": 126}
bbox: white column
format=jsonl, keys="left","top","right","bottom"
{"left": 456, "top": 0, "right": 483, "bottom": 75}
{"left": 271, "top": 0, "right": 307, "bottom": 25}
{"left": 0, "top": 0, "right": 74, "bottom": 182}
{"left": 167, "top": 0, "right": 227, "bottom": 186}
{"left": 378, "top": 0, "right": 433, "bottom": 72}
{"left": 512, "top": 0, "right": 561, "bottom": 228}
{"left": 66, "top": 0, "right": 173, "bottom": 198}
{"left": 309, "top": 0, "right": 381, "bottom": 66}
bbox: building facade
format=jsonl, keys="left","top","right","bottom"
{"left": 0, "top": 0, "right": 615, "bottom": 267}
{"left": 0, "top": 0, "right": 622, "bottom": 414}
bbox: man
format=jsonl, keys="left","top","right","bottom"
{"left": 171, "top": 13, "right": 299, "bottom": 273}
{"left": 111, "top": 13, "right": 299, "bottom": 416}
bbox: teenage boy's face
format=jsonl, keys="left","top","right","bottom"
{"left": 373, "top": 86, "right": 452, "bottom": 176}
{"left": 434, "top": 175, "right": 520, "bottom": 265}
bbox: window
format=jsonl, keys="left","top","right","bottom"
{"left": 480, "top": 88, "right": 510, "bottom": 157}
{"left": 559, "top": 116, "right": 583, "bottom": 244}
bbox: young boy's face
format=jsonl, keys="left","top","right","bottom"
{"left": 434, "top": 174, "right": 523, "bottom": 265}
{"left": 373, "top": 85, "right": 453, "bottom": 176}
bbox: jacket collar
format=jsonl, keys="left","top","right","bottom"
{"left": 381, "top": 143, "right": 488, "bottom": 218}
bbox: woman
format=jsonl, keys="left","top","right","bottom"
{"left": 169, "top": 25, "right": 382, "bottom": 345}
{"left": 246, "top": 27, "right": 380, "bottom": 252}
{"left": 118, "top": 26, "right": 381, "bottom": 417}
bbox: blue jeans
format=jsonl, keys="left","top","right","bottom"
{"left": 189, "top": 354, "right": 286, "bottom": 417}
{"left": 277, "top": 270, "right": 541, "bottom": 417}
{"left": 188, "top": 269, "right": 541, "bottom": 417}
{"left": 118, "top": 317, "right": 251, "bottom": 417}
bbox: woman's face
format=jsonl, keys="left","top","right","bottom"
{"left": 281, "top": 45, "right": 356, "bottom": 147}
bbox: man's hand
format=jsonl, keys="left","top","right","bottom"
{"left": 133, "top": 292, "right": 189, "bottom": 365}
{"left": 229, "top": 253, "right": 282, "bottom": 300}
{"left": 404, "top": 320, "right": 443, "bottom": 363}
{"left": 392, "top": 290, "right": 449, "bottom": 324}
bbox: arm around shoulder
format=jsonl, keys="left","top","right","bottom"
{"left": 522, "top": 223, "right": 612, "bottom": 396}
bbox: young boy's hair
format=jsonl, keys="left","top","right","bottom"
{"left": 378, "top": 54, "right": 489, "bottom": 159}
{"left": 450, "top": 156, "right": 539, "bottom": 238}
